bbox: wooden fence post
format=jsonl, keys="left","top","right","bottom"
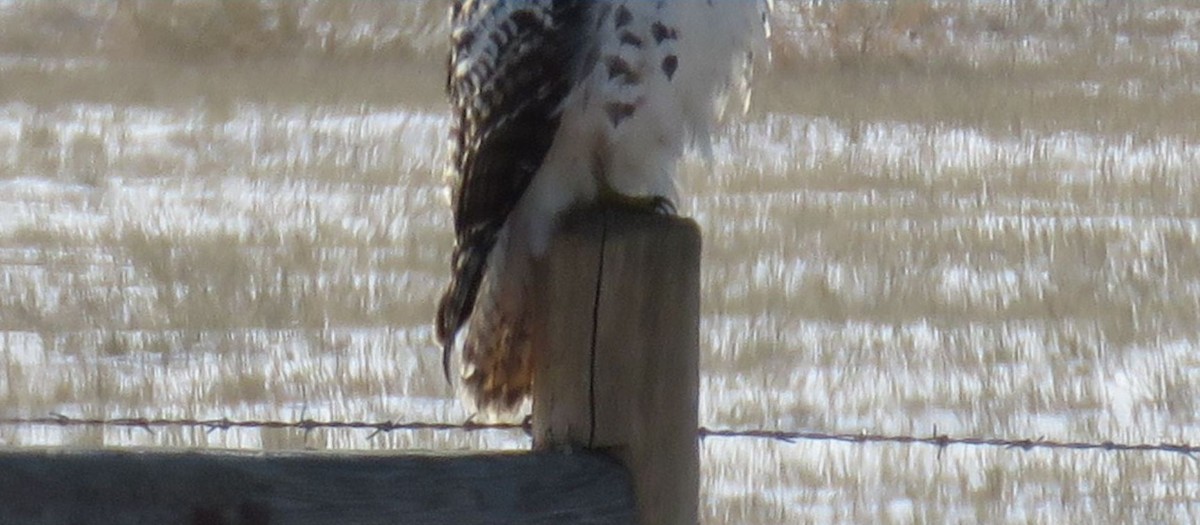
{"left": 532, "top": 205, "right": 701, "bottom": 525}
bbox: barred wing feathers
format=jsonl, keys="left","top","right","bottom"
{"left": 436, "top": 0, "right": 588, "bottom": 380}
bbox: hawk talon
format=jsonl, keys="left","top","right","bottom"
{"left": 650, "top": 195, "right": 677, "bottom": 215}
{"left": 596, "top": 184, "right": 677, "bottom": 216}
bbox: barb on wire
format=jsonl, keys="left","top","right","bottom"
{"left": 1, "top": 416, "right": 1197, "bottom": 457}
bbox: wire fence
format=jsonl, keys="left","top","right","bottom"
{"left": 1, "top": 415, "right": 1196, "bottom": 457}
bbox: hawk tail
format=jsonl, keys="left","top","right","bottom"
{"left": 435, "top": 227, "right": 499, "bottom": 384}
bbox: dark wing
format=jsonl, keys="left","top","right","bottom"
{"left": 436, "top": 0, "right": 589, "bottom": 378}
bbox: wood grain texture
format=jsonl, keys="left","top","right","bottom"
{"left": 0, "top": 448, "right": 635, "bottom": 525}
{"left": 532, "top": 206, "right": 701, "bottom": 525}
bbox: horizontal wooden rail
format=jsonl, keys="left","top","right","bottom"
{"left": 0, "top": 448, "right": 635, "bottom": 525}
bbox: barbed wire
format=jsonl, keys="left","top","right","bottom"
{"left": 695, "top": 427, "right": 1200, "bottom": 457}
{"left": 1, "top": 415, "right": 1197, "bottom": 457}
{"left": 0, "top": 415, "right": 525, "bottom": 440}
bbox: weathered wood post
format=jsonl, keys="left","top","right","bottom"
{"left": 532, "top": 205, "right": 702, "bottom": 525}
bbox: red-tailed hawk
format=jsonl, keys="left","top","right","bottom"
{"left": 436, "top": 0, "right": 770, "bottom": 417}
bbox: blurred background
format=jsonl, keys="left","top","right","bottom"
{"left": 0, "top": 1, "right": 1197, "bottom": 523}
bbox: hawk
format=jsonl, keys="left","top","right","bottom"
{"left": 436, "top": 0, "right": 770, "bottom": 416}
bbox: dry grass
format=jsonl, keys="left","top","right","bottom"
{"left": 0, "top": 0, "right": 447, "bottom": 60}
{"left": 0, "top": 0, "right": 446, "bottom": 107}
{"left": 758, "top": 0, "right": 1200, "bottom": 136}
